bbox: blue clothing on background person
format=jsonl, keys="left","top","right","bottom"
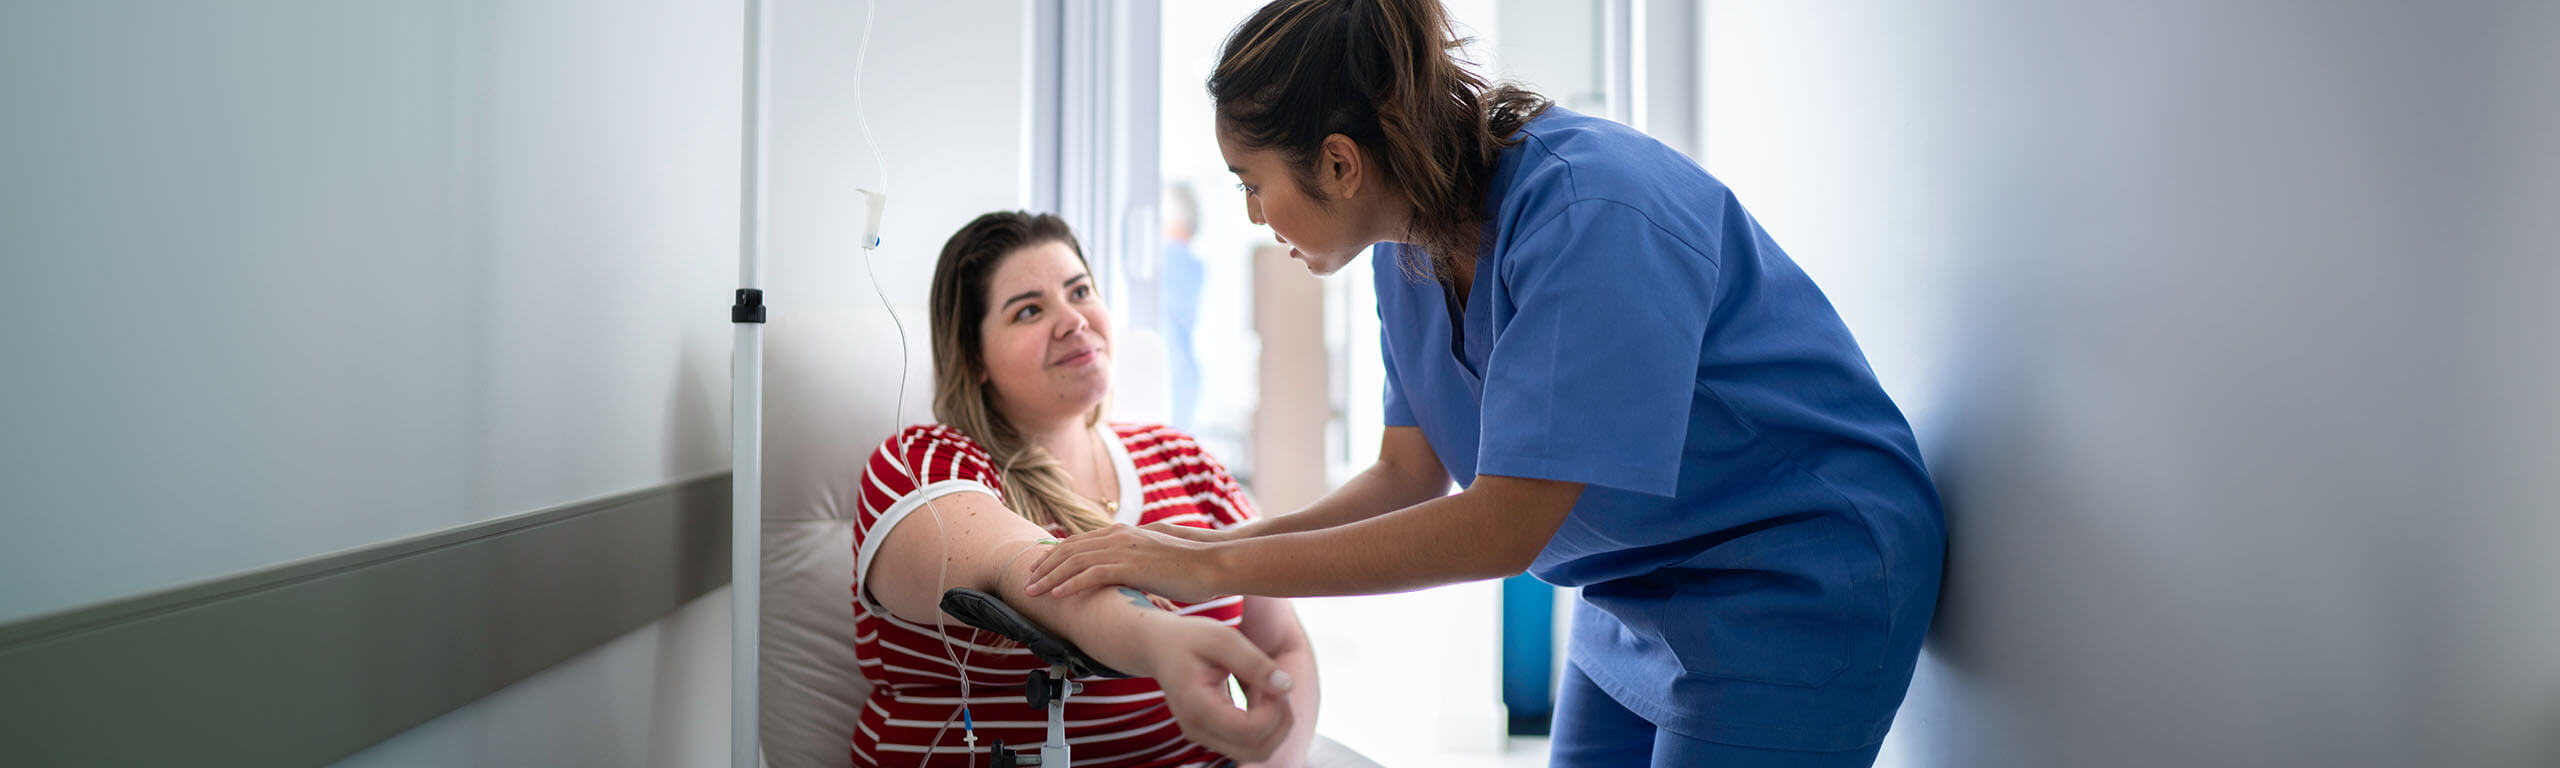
{"left": 1372, "top": 107, "right": 1945, "bottom": 757}
{"left": 1158, "top": 237, "right": 1205, "bottom": 430}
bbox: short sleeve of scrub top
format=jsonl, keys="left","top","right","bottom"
{"left": 1475, "top": 199, "right": 1716, "bottom": 497}
{"left": 1379, "top": 314, "right": 1421, "bottom": 428}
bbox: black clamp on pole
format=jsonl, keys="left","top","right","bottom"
{"left": 731, "top": 289, "right": 766, "bottom": 324}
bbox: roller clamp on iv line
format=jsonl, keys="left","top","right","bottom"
{"left": 734, "top": 191, "right": 888, "bottom": 324}
{"left": 861, "top": 188, "right": 888, "bottom": 249}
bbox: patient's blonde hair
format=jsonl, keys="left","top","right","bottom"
{"left": 926, "top": 211, "right": 1114, "bottom": 535}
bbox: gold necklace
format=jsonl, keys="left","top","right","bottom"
{"left": 1089, "top": 427, "right": 1120, "bottom": 515}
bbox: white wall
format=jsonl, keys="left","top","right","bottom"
{"left": 1491, "top": 0, "right": 1604, "bottom": 112}
{"left": 1698, "top": 3, "right": 2560, "bottom": 766}
{"left": 0, "top": 0, "right": 736, "bottom": 624}
{"left": 759, "top": 0, "right": 1036, "bottom": 476}
{"left": 1, "top": 0, "right": 1033, "bottom": 764}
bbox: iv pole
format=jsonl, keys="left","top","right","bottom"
{"left": 731, "top": 0, "right": 772, "bottom": 764}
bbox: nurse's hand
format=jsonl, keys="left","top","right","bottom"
{"left": 1144, "top": 616, "right": 1296, "bottom": 763}
{"left": 1026, "top": 523, "right": 1223, "bottom": 602}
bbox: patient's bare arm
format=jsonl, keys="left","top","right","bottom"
{"left": 867, "top": 491, "right": 1294, "bottom": 761}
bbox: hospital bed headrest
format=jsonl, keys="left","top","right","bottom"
{"left": 758, "top": 306, "right": 924, "bottom": 768}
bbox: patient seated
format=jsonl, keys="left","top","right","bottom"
{"left": 847, "top": 211, "right": 1313, "bottom": 767}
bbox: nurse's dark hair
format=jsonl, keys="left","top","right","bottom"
{"left": 1212, "top": 0, "right": 1548, "bottom": 281}
{"left": 927, "top": 211, "right": 1113, "bottom": 535}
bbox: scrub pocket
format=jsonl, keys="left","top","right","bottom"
{"left": 1652, "top": 512, "right": 1887, "bottom": 689}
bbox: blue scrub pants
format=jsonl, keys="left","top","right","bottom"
{"left": 1549, "top": 661, "right": 1883, "bottom": 768}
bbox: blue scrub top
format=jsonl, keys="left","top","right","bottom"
{"left": 1374, "top": 108, "right": 1945, "bottom": 751}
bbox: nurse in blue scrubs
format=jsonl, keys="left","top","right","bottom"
{"left": 1028, "top": 1, "right": 1945, "bottom": 764}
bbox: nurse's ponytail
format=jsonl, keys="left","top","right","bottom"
{"left": 1211, "top": 0, "right": 1548, "bottom": 282}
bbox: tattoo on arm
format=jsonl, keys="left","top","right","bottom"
{"left": 1117, "top": 587, "right": 1164, "bottom": 612}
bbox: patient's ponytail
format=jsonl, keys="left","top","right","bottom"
{"left": 1211, "top": 0, "right": 1548, "bottom": 282}
{"left": 927, "top": 212, "right": 1115, "bottom": 535}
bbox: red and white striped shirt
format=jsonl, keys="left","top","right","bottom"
{"left": 852, "top": 423, "right": 1257, "bottom": 768}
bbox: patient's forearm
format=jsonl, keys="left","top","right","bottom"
{"left": 1237, "top": 596, "right": 1317, "bottom": 768}
{"left": 992, "top": 548, "right": 1216, "bottom": 677}
{"left": 870, "top": 497, "right": 1297, "bottom": 762}
{"left": 870, "top": 492, "right": 1251, "bottom": 683}
{"left": 1252, "top": 635, "right": 1319, "bottom": 767}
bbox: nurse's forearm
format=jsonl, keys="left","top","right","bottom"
{"left": 1253, "top": 459, "right": 1452, "bottom": 537}
{"left": 1250, "top": 426, "right": 1453, "bottom": 538}
{"left": 1210, "top": 474, "right": 1580, "bottom": 598}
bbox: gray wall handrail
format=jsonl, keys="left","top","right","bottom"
{"left": 0, "top": 472, "right": 732, "bottom": 767}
